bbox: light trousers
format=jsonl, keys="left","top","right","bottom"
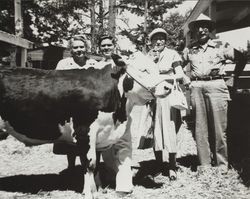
{"left": 190, "top": 79, "right": 230, "bottom": 166}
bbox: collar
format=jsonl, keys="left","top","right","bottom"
{"left": 192, "top": 39, "right": 216, "bottom": 51}
{"left": 100, "top": 57, "right": 115, "bottom": 68}
{"left": 207, "top": 39, "right": 216, "bottom": 47}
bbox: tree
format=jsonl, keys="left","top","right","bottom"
{"left": 162, "top": 12, "right": 188, "bottom": 49}
{"left": 0, "top": 0, "right": 188, "bottom": 54}
{"left": 118, "top": 0, "right": 185, "bottom": 51}
{"left": 0, "top": 0, "right": 90, "bottom": 45}
{"left": 108, "top": 0, "right": 116, "bottom": 37}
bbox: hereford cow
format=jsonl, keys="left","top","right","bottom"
{"left": 0, "top": 54, "right": 172, "bottom": 199}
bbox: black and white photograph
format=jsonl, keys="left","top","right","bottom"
{"left": 0, "top": 0, "right": 250, "bottom": 198}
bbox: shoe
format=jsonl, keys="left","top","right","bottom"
{"left": 0, "top": 130, "right": 8, "bottom": 140}
{"left": 169, "top": 169, "right": 177, "bottom": 181}
{"left": 197, "top": 165, "right": 213, "bottom": 177}
{"left": 217, "top": 165, "right": 228, "bottom": 175}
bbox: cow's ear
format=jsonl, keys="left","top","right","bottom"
{"left": 123, "top": 75, "right": 134, "bottom": 92}
{"left": 110, "top": 68, "right": 121, "bottom": 79}
{"left": 111, "top": 54, "right": 126, "bottom": 67}
{"left": 111, "top": 66, "right": 126, "bottom": 79}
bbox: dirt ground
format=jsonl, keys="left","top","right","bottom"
{"left": 0, "top": 106, "right": 249, "bottom": 199}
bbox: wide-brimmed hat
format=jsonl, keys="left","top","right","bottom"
{"left": 148, "top": 28, "right": 167, "bottom": 41}
{"left": 188, "top": 14, "right": 216, "bottom": 32}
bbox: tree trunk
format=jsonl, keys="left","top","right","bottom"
{"left": 98, "top": 0, "right": 104, "bottom": 35}
{"left": 108, "top": 0, "right": 116, "bottom": 37}
{"left": 90, "top": 0, "right": 96, "bottom": 53}
{"left": 143, "top": 0, "right": 148, "bottom": 54}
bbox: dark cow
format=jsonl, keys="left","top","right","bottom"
{"left": 0, "top": 62, "right": 125, "bottom": 198}
{"left": 0, "top": 53, "right": 171, "bottom": 198}
{"left": 0, "top": 64, "right": 122, "bottom": 142}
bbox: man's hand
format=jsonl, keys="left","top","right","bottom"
{"left": 182, "top": 74, "right": 191, "bottom": 90}
{"left": 154, "top": 81, "right": 172, "bottom": 98}
{"left": 225, "top": 75, "right": 235, "bottom": 88}
{"left": 87, "top": 148, "right": 96, "bottom": 170}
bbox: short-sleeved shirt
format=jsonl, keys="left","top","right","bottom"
{"left": 157, "top": 47, "right": 182, "bottom": 75}
{"left": 183, "top": 39, "right": 235, "bottom": 78}
{"left": 56, "top": 57, "right": 97, "bottom": 70}
{"left": 94, "top": 58, "right": 115, "bottom": 70}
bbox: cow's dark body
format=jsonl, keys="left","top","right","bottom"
{"left": 0, "top": 65, "right": 121, "bottom": 146}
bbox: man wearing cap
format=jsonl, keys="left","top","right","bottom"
{"left": 183, "top": 14, "right": 246, "bottom": 171}
{"left": 147, "top": 28, "right": 187, "bottom": 180}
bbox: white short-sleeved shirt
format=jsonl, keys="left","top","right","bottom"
{"left": 55, "top": 57, "right": 97, "bottom": 70}
{"left": 157, "top": 47, "right": 182, "bottom": 74}
{"left": 183, "top": 39, "right": 235, "bottom": 77}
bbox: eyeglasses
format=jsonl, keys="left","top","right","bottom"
{"left": 100, "top": 44, "right": 113, "bottom": 47}
{"left": 72, "top": 46, "right": 85, "bottom": 49}
{"left": 196, "top": 25, "right": 210, "bottom": 32}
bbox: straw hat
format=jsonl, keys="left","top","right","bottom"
{"left": 148, "top": 28, "right": 167, "bottom": 41}
{"left": 188, "top": 14, "right": 216, "bottom": 31}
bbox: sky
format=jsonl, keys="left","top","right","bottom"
{"left": 117, "top": 0, "right": 250, "bottom": 52}
{"left": 117, "top": 0, "right": 198, "bottom": 30}
{"left": 167, "top": 0, "right": 197, "bottom": 16}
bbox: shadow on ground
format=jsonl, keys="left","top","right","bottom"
{"left": 0, "top": 165, "right": 84, "bottom": 193}
{"left": 132, "top": 160, "right": 164, "bottom": 188}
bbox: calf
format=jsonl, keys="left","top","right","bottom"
{"left": 0, "top": 55, "right": 172, "bottom": 198}
{"left": 0, "top": 63, "right": 124, "bottom": 199}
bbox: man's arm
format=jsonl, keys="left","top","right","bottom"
{"left": 224, "top": 43, "right": 247, "bottom": 88}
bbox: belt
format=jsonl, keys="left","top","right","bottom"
{"left": 191, "top": 75, "right": 224, "bottom": 81}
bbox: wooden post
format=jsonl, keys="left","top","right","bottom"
{"left": 15, "top": 0, "right": 23, "bottom": 37}
{"left": 15, "top": 0, "right": 26, "bottom": 67}
{"left": 209, "top": 1, "right": 216, "bottom": 37}
{"left": 21, "top": 48, "right": 27, "bottom": 67}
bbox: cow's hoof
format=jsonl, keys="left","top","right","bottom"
{"left": 84, "top": 191, "right": 98, "bottom": 199}
{"left": 116, "top": 191, "right": 132, "bottom": 198}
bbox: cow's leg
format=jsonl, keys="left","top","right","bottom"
{"left": 82, "top": 121, "right": 100, "bottom": 198}
{"left": 74, "top": 122, "right": 98, "bottom": 198}
{"left": 81, "top": 152, "right": 100, "bottom": 199}
{"left": 83, "top": 169, "right": 97, "bottom": 199}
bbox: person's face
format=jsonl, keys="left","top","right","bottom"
{"left": 71, "top": 40, "right": 86, "bottom": 59}
{"left": 100, "top": 38, "right": 115, "bottom": 58}
{"left": 196, "top": 25, "right": 210, "bottom": 44}
{"left": 151, "top": 33, "right": 166, "bottom": 52}
{"left": 150, "top": 48, "right": 160, "bottom": 63}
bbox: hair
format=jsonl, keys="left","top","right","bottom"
{"left": 150, "top": 32, "right": 167, "bottom": 42}
{"left": 98, "top": 35, "right": 116, "bottom": 47}
{"left": 68, "top": 35, "right": 89, "bottom": 51}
